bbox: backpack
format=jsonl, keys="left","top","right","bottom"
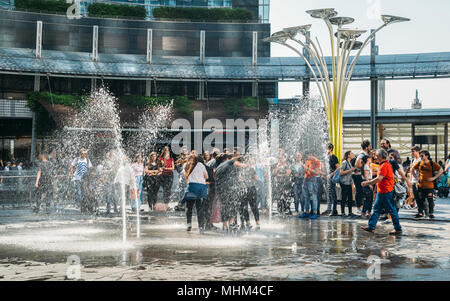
{"left": 332, "top": 166, "right": 341, "bottom": 184}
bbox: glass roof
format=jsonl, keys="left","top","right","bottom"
{"left": 0, "top": 47, "right": 449, "bottom": 80}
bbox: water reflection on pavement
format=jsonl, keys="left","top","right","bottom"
{"left": 0, "top": 212, "right": 449, "bottom": 281}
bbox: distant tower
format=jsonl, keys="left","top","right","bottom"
{"left": 411, "top": 89, "right": 422, "bottom": 109}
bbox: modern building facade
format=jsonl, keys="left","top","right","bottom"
{"left": 0, "top": 4, "right": 273, "bottom": 162}
{"left": 1, "top": 2, "right": 450, "bottom": 163}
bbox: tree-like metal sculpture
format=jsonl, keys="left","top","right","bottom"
{"left": 263, "top": 8, "right": 410, "bottom": 160}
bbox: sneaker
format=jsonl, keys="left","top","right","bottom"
{"left": 199, "top": 228, "right": 204, "bottom": 235}
{"left": 341, "top": 214, "right": 348, "bottom": 218}
{"left": 429, "top": 214, "right": 435, "bottom": 219}
{"left": 255, "top": 224, "right": 261, "bottom": 231}
{"left": 322, "top": 210, "right": 331, "bottom": 216}
{"left": 293, "top": 211, "right": 300, "bottom": 217}
{"left": 298, "top": 213, "right": 310, "bottom": 219}
{"left": 361, "top": 226, "right": 375, "bottom": 234}
{"left": 383, "top": 219, "right": 392, "bottom": 224}
{"left": 414, "top": 213, "right": 424, "bottom": 219}
{"left": 310, "top": 214, "right": 318, "bottom": 220}
{"left": 246, "top": 223, "right": 253, "bottom": 231}
{"left": 329, "top": 212, "right": 339, "bottom": 217}
{"left": 186, "top": 224, "right": 192, "bottom": 232}
{"left": 389, "top": 230, "right": 403, "bottom": 236}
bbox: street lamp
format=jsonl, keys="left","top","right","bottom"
{"left": 264, "top": 8, "right": 410, "bottom": 160}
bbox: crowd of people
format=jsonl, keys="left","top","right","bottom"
{"left": 28, "top": 138, "right": 450, "bottom": 234}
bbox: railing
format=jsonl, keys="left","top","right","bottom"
{"left": 0, "top": 99, "right": 33, "bottom": 118}
{"left": 0, "top": 170, "right": 36, "bottom": 208}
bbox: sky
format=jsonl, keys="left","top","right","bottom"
{"left": 269, "top": 0, "right": 450, "bottom": 110}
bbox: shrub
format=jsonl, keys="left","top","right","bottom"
{"left": 15, "top": 0, "right": 71, "bottom": 14}
{"left": 88, "top": 3, "right": 147, "bottom": 20}
{"left": 119, "top": 95, "right": 193, "bottom": 114}
{"left": 26, "top": 92, "right": 61, "bottom": 136}
{"left": 153, "top": 7, "right": 254, "bottom": 22}
{"left": 26, "top": 91, "right": 88, "bottom": 110}
{"left": 222, "top": 97, "right": 268, "bottom": 117}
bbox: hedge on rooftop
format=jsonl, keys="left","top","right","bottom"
{"left": 153, "top": 7, "right": 254, "bottom": 22}
{"left": 88, "top": 3, "right": 147, "bottom": 19}
{"left": 15, "top": 0, "right": 71, "bottom": 14}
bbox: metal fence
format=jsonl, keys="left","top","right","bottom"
{"left": 0, "top": 170, "right": 36, "bottom": 207}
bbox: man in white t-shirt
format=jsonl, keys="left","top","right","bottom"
{"left": 68, "top": 148, "right": 93, "bottom": 209}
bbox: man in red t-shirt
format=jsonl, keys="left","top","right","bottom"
{"left": 361, "top": 149, "right": 402, "bottom": 235}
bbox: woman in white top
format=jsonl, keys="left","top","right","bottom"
{"left": 183, "top": 155, "right": 208, "bottom": 233}
{"left": 131, "top": 154, "right": 144, "bottom": 212}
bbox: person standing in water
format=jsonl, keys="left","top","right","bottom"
{"left": 361, "top": 149, "right": 402, "bottom": 236}
{"left": 159, "top": 146, "right": 175, "bottom": 209}
{"left": 68, "top": 148, "right": 92, "bottom": 210}
{"left": 131, "top": 154, "right": 144, "bottom": 213}
{"left": 292, "top": 152, "right": 306, "bottom": 217}
{"left": 238, "top": 156, "right": 260, "bottom": 231}
{"left": 183, "top": 154, "right": 208, "bottom": 233}
{"left": 34, "top": 153, "right": 54, "bottom": 213}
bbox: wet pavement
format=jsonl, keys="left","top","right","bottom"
{"left": 0, "top": 199, "right": 450, "bottom": 281}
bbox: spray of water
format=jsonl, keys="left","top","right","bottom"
{"left": 46, "top": 86, "right": 174, "bottom": 243}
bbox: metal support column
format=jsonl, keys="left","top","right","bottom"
{"left": 145, "top": 80, "right": 152, "bottom": 97}
{"left": 370, "top": 29, "right": 378, "bottom": 145}
{"left": 36, "top": 21, "right": 42, "bottom": 59}
{"left": 252, "top": 31, "right": 258, "bottom": 66}
{"left": 445, "top": 122, "right": 448, "bottom": 158}
{"left": 92, "top": 25, "right": 98, "bottom": 62}
{"left": 147, "top": 29, "right": 153, "bottom": 64}
{"left": 252, "top": 81, "right": 258, "bottom": 98}
{"left": 30, "top": 75, "right": 40, "bottom": 164}
{"left": 378, "top": 79, "right": 386, "bottom": 110}
{"left": 91, "top": 78, "right": 96, "bottom": 92}
{"left": 198, "top": 81, "right": 205, "bottom": 100}
{"left": 412, "top": 124, "right": 416, "bottom": 146}
{"left": 200, "top": 30, "right": 205, "bottom": 65}
{"left": 302, "top": 31, "right": 311, "bottom": 97}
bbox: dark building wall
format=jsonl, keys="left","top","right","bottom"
{"left": 1, "top": 74, "right": 276, "bottom": 100}
{"left": 0, "top": 10, "right": 270, "bottom": 57}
